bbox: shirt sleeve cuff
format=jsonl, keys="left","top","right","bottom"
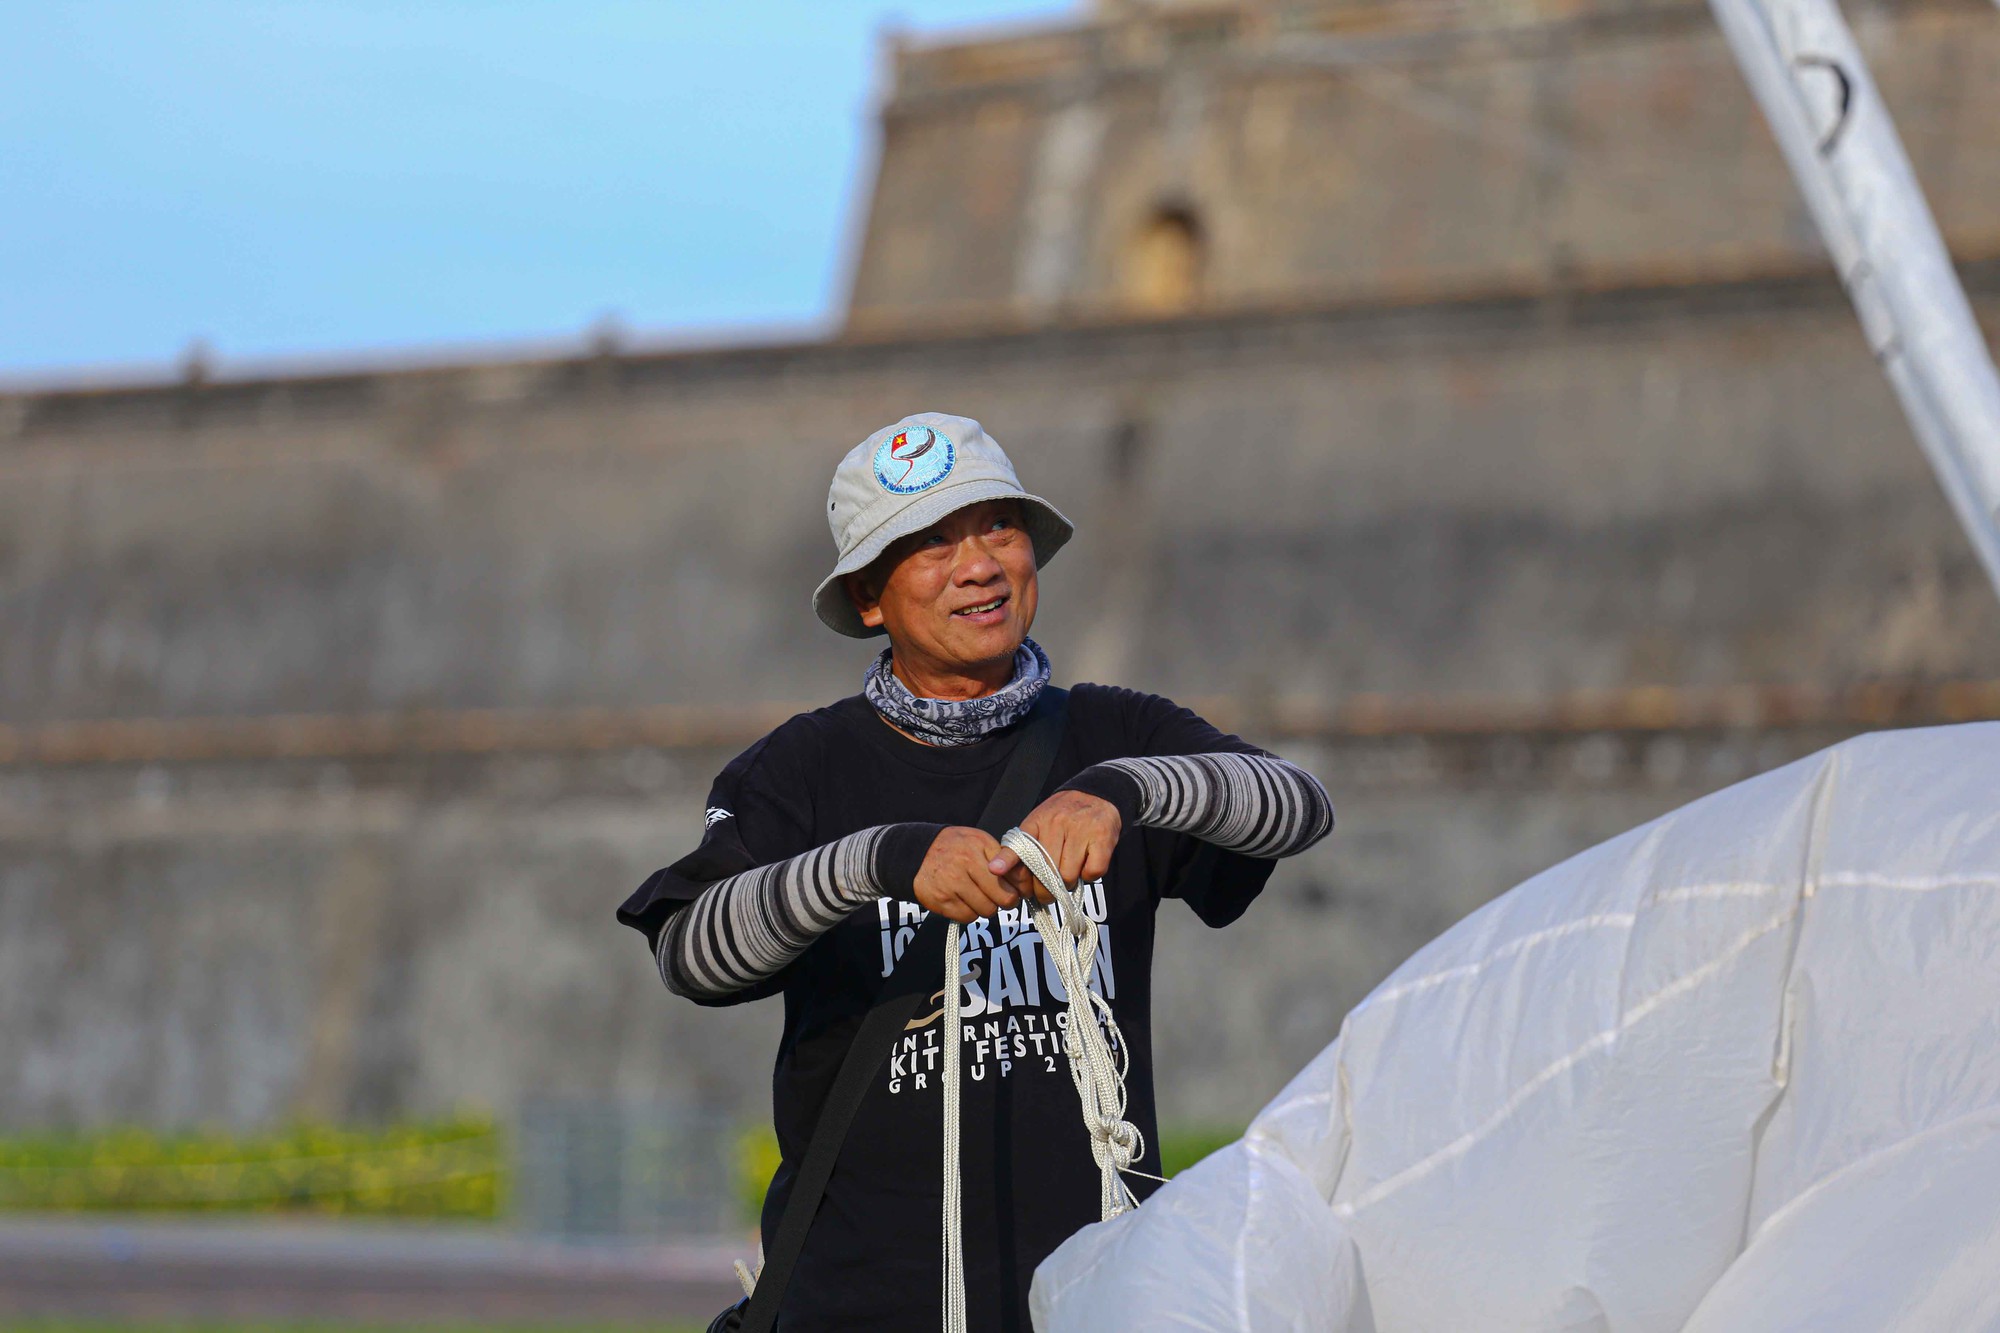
{"left": 1056, "top": 763, "right": 1145, "bottom": 831}
{"left": 874, "top": 822, "right": 946, "bottom": 901}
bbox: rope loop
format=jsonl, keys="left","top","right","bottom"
{"left": 999, "top": 826, "right": 1145, "bottom": 1221}
{"left": 940, "top": 828, "right": 1148, "bottom": 1333}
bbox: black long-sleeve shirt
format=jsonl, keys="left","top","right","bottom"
{"left": 617, "top": 684, "right": 1334, "bottom": 1333}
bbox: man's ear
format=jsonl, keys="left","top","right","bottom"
{"left": 845, "top": 572, "right": 886, "bottom": 630}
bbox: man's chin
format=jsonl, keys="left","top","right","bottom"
{"left": 938, "top": 620, "right": 1025, "bottom": 671}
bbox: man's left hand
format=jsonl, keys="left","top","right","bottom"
{"left": 987, "top": 790, "right": 1121, "bottom": 903}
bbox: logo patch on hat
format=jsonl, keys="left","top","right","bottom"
{"left": 872, "top": 425, "right": 955, "bottom": 494}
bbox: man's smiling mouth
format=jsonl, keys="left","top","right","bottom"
{"left": 953, "top": 595, "right": 1009, "bottom": 617}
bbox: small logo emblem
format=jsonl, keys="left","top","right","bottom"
{"left": 872, "top": 425, "right": 955, "bottom": 494}
{"left": 705, "top": 807, "right": 732, "bottom": 828}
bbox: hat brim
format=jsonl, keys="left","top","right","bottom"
{"left": 811, "top": 479, "right": 1075, "bottom": 638}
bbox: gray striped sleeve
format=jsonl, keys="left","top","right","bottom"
{"left": 1090, "top": 752, "right": 1334, "bottom": 859}
{"left": 657, "top": 825, "right": 892, "bottom": 1000}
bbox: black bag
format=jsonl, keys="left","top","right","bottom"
{"left": 707, "top": 689, "right": 1070, "bottom": 1333}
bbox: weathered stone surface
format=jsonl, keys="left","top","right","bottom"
{"left": 6, "top": 276, "right": 1998, "bottom": 728}
{"left": 851, "top": 0, "right": 2000, "bottom": 328}
{"left": 1, "top": 0, "right": 1998, "bottom": 1138}
{"left": 0, "top": 725, "right": 1859, "bottom": 1130}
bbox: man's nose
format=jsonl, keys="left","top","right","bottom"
{"left": 953, "top": 536, "right": 1004, "bottom": 583}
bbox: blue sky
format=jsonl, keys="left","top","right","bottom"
{"left": 0, "top": 1, "right": 1076, "bottom": 381}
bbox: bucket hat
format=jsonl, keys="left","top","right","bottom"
{"left": 812, "top": 412, "right": 1074, "bottom": 637}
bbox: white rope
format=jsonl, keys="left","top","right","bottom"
{"left": 938, "top": 829, "right": 1147, "bottom": 1329}
{"left": 942, "top": 920, "right": 968, "bottom": 1333}
{"left": 741, "top": 828, "right": 1151, "bottom": 1329}
{"left": 1001, "top": 827, "right": 1146, "bottom": 1222}
{"left": 740, "top": 828, "right": 1151, "bottom": 1326}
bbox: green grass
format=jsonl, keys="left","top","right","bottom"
{"left": 1157, "top": 1125, "right": 1243, "bottom": 1177}
{"left": 0, "top": 1120, "right": 502, "bottom": 1219}
{"left": 0, "top": 1119, "right": 1247, "bottom": 1230}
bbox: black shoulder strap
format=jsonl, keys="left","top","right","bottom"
{"left": 737, "top": 687, "right": 1069, "bottom": 1333}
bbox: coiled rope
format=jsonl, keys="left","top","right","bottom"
{"left": 941, "top": 826, "right": 1146, "bottom": 1333}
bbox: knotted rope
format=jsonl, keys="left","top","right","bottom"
{"left": 1003, "top": 827, "right": 1146, "bottom": 1219}
{"left": 941, "top": 827, "right": 1146, "bottom": 1333}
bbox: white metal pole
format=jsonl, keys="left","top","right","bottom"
{"left": 1709, "top": 0, "right": 2000, "bottom": 600}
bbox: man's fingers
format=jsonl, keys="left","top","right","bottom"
{"left": 1081, "top": 844, "right": 1113, "bottom": 885}
{"left": 1057, "top": 833, "right": 1089, "bottom": 888}
{"left": 978, "top": 869, "right": 1021, "bottom": 912}
{"left": 1015, "top": 841, "right": 1060, "bottom": 903}
{"left": 990, "top": 833, "right": 1064, "bottom": 904}
{"left": 958, "top": 866, "right": 1017, "bottom": 917}
{"left": 978, "top": 882, "right": 1021, "bottom": 913}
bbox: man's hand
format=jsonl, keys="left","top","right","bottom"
{"left": 914, "top": 826, "right": 1022, "bottom": 923}
{"left": 987, "top": 790, "right": 1122, "bottom": 903}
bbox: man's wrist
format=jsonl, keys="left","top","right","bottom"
{"left": 875, "top": 822, "right": 947, "bottom": 901}
{"left": 1055, "top": 765, "right": 1143, "bottom": 831}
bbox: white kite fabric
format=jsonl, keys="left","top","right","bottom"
{"left": 1031, "top": 723, "right": 2000, "bottom": 1332}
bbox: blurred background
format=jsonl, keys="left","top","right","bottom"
{"left": 2, "top": 0, "right": 1997, "bottom": 1326}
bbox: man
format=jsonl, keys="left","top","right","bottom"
{"left": 618, "top": 413, "right": 1333, "bottom": 1332}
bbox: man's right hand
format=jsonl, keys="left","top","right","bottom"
{"left": 913, "top": 826, "right": 1021, "bottom": 923}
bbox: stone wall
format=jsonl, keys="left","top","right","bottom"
{"left": 848, "top": 0, "right": 2000, "bottom": 328}
{"left": 8, "top": 271, "right": 1999, "bottom": 729}
{"left": 4, "top": 265, "right": 1998, "bottom": 1131}
{"left": 0, "top": 723, "right": 1874, "bottom": 1131}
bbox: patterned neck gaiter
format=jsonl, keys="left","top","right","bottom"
{"left": 862, "top": 638, "right": 1051, "bottom": 747}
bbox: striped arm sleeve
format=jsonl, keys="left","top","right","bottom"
{"left": 656, "top": 823, "right": 935, "bottom": 1000}
{"left": 1063, "top": 752, "right": 1334, "bottom": 859}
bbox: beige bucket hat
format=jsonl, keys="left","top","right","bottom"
{"left": 812, "top": 412, "right": 1075, "bottom": 637}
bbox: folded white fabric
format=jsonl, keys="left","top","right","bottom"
{"left": 1032, "top": 722, "right": 2000, "bottom": 1332}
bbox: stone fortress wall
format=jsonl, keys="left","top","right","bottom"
{"left": 2, "top": 0, "right": 1997, "bottom": 1131}
{"left": 849, "top": 0, "right": 2000, "bottom": 328}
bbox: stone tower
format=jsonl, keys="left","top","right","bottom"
{"left": 847, "top": 0, "right": 1998, "bottom": 332}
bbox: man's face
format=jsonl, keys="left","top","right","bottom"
{"left": 846, "top": 499, "right": 1039, "bottom": 681}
